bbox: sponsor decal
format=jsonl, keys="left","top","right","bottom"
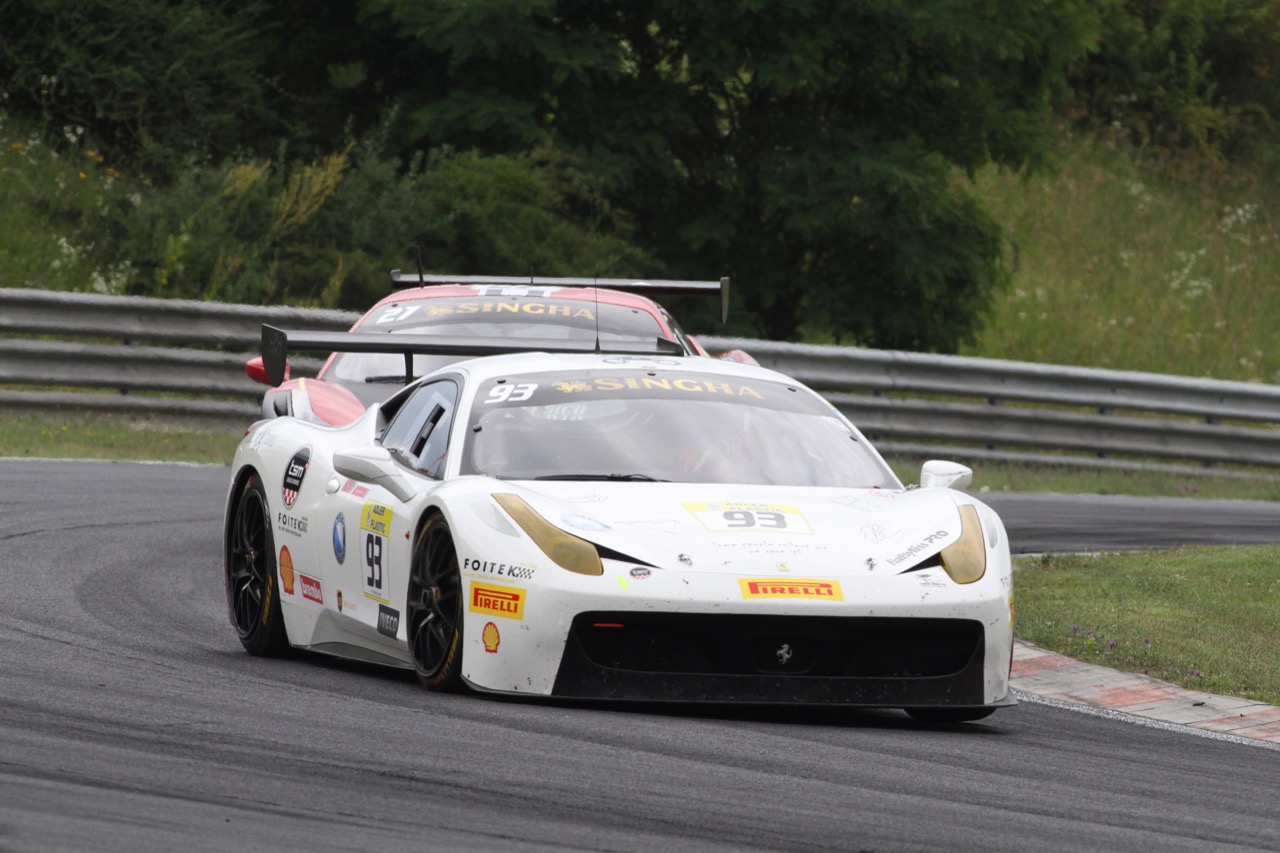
{"left": 469, "top": 582, "right": 526, "bottom": 620}
{"left": 360, "top": 502, "right": 394, "bottom": 602}
{"left": 332, "top": 513, "right": 346, "bottom": 564}
{"left": 377, "top": 604, "right": 400, "bottom": 639}
{"left": 684, "top": 502, "right": 813, "bottom": 534}
{"left": 361, "top": 502, "right": 393, "bottom": 537}
{"left": 276, "top": 512, "right": 308, "bottom": 538}
{"left": 278, "top": 546, "right": 295, "bottom": 595}
{"left": 629, "top": 567, "right": 651, "bottom": 580}
{"left": 552, "top": 377, "right": 763, "bottom": 398}
{"left": 560, "top": 513, "right": 611, "bottom": 532}
{"left": 739, "top": 578, "right": 844, "bottom": 601}
{"left": 282, "top": 447, "right": 311, "bottom": 507}
{"left": 885, "top": 531, "right": 951, "bottom": 566}
{"left": 300, "top": 573, "right": 323, "bottom": 604}
{"left": 247, "top": 424, "right": 280, "bottom": 451}
{"left": 462, "top": 558, "right": 536, "bottom": 581}
{"left": 339, "top": 478, "right": 369, "bottom": 499}
{"left": 482, "top": 621, "right": 501, "bottom": 653}
{"left": 376, "top": 297, "right": 590, "bottom": 325}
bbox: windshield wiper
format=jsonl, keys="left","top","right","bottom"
{"left": 533, "top": 473, "right": 669, "bottom": 482}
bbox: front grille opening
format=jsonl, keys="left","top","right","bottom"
{"left": 571, "top": 613, "right": 981, "bottom": 679}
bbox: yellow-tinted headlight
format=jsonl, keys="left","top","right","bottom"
{"left": 940, "top": 504, "right": 987, "bottom": 584}
{"left": 493, "top": 494, "right": 603, "bottom": 576}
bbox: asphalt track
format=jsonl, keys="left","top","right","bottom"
{"left": 0, "top": 458, "right": 1277, "bottom": 852}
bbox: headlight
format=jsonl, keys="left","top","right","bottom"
{"left": 492, "top": 494, "right": 603, "bottom": 576}
{"left": 939, "top": 505, "right": 986, "bottom": 584}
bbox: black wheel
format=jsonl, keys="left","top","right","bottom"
{"left": 904, "top": 707, "right": 997, "bottom": 724}
{"left": 407, "top": 514, "right": 465, "bottom": 691}
{"left": 225, "top": 474, "right": 289, "bottom": 656}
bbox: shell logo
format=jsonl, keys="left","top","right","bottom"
{"left": 482, "top": 621, "right": 501, "bottom": 654}
{"left": 278, "top": 546, "right": 295, "bottom": 595}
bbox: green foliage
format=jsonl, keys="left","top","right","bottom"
{"left": 1067, "top": 0, "right": 1280, "bottom": 175}
{"left": 0, "top": 0, "right": 281, "bottom": 176}
{"left": 2, "top": 108, "right": 650, "bottom": 306}
{"left": 965, "top": 133, "right": 1280, "bottom": 381}
{"left": 363, "top": 0, "right": 1094, "bottom": 348}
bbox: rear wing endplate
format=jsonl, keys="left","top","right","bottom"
{"left": 390, "top": 271, "right": 731, "bottom": 324}
{"left": 260, "top": 325, "right": 685, "bottom": 387}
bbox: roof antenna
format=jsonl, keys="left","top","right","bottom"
{"left": 414, "top": 244, "right": 425, "bottom": 286}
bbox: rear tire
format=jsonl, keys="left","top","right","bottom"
{"left": 407, "top": 514, "right": 465, "bottom": 692}
{"left": 904, "top": 707, "right": 997, "bottom": 724}
{"left": 226, "top": 474, "right": 290, "bottom": 656}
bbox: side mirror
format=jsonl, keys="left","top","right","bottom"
{"left": 333, "top": 447, "right": 417, "bottom": 503}
{"left": 246, "top": 356, "right": 290, "bottom": 387}
{"left": 920, "top": 459, "right": 972, "bottom": 491}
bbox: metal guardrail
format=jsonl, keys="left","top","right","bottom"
{"left": 3, "top": 288, "right": 1279, "bottom": 471}
{"left": 0, "top": 288, "right": 355, "bottom": 428}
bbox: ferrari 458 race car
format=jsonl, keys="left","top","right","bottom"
{"left": 246, "top": 272, "right": 753, "bottom": 426}
{"left": 224, "top": 327, "right": 1015, "bottom": 722}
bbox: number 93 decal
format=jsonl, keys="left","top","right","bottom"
{"left": 485, "top": 383, "right": 538, "bottom": 404}
{"left": 683, "top": 502, "right": 813, "bottom": 534}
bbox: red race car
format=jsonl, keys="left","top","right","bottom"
{"left": 247, "top": 272, "right": 753, "bottom": 425}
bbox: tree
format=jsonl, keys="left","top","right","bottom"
{"left": 359, "top": 0, "right": 1093, "bottom": 348}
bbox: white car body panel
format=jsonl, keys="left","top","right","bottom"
{"left": 225, "top": 351, "right": 1015, "bottom": 709}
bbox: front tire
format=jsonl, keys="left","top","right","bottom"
{"left": 226, "top": 474, "right": 289, "bottom": 656}
{"left": 407, "top": 514, "right": 465, "bottom": 692}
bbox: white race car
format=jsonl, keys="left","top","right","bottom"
{"left": 224, "top": 327, "right": 1015, "bottom": 722}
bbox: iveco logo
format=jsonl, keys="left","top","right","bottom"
{"left": 776, "top": 644, "right": 793, "bottom": 665}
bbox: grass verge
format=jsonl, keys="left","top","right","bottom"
{"left": 0, "top": 412, "right": 241, "bottom": 464}
{"left": 1014, "top": 546, "right": 1280, "bottom": 706}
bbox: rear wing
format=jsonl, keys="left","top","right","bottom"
{"left": 390, "top": 270, "right": 731, "bottom": 324}
{"left": 260, "top": 324, "right": 685, "bottom": 387}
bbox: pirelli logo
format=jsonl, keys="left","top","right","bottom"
{"left": 739, "top": 579, "right": 843, "bottom": 601}
{"left": 469, "top": 582, "right": 526, "bottom": 620}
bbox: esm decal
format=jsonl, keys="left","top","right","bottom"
{"left": 282, "top": 447, "right": 311, "bottom": 507}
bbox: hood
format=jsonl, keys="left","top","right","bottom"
{"left": 506, "top": 481, "right": 968, "bottom": 577}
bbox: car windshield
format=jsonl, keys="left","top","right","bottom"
{"left": 324, "top": 296, "right": 674, "bottom": 389}
{"left": 461, "top": 369, "right": 895, "bottom": 487}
